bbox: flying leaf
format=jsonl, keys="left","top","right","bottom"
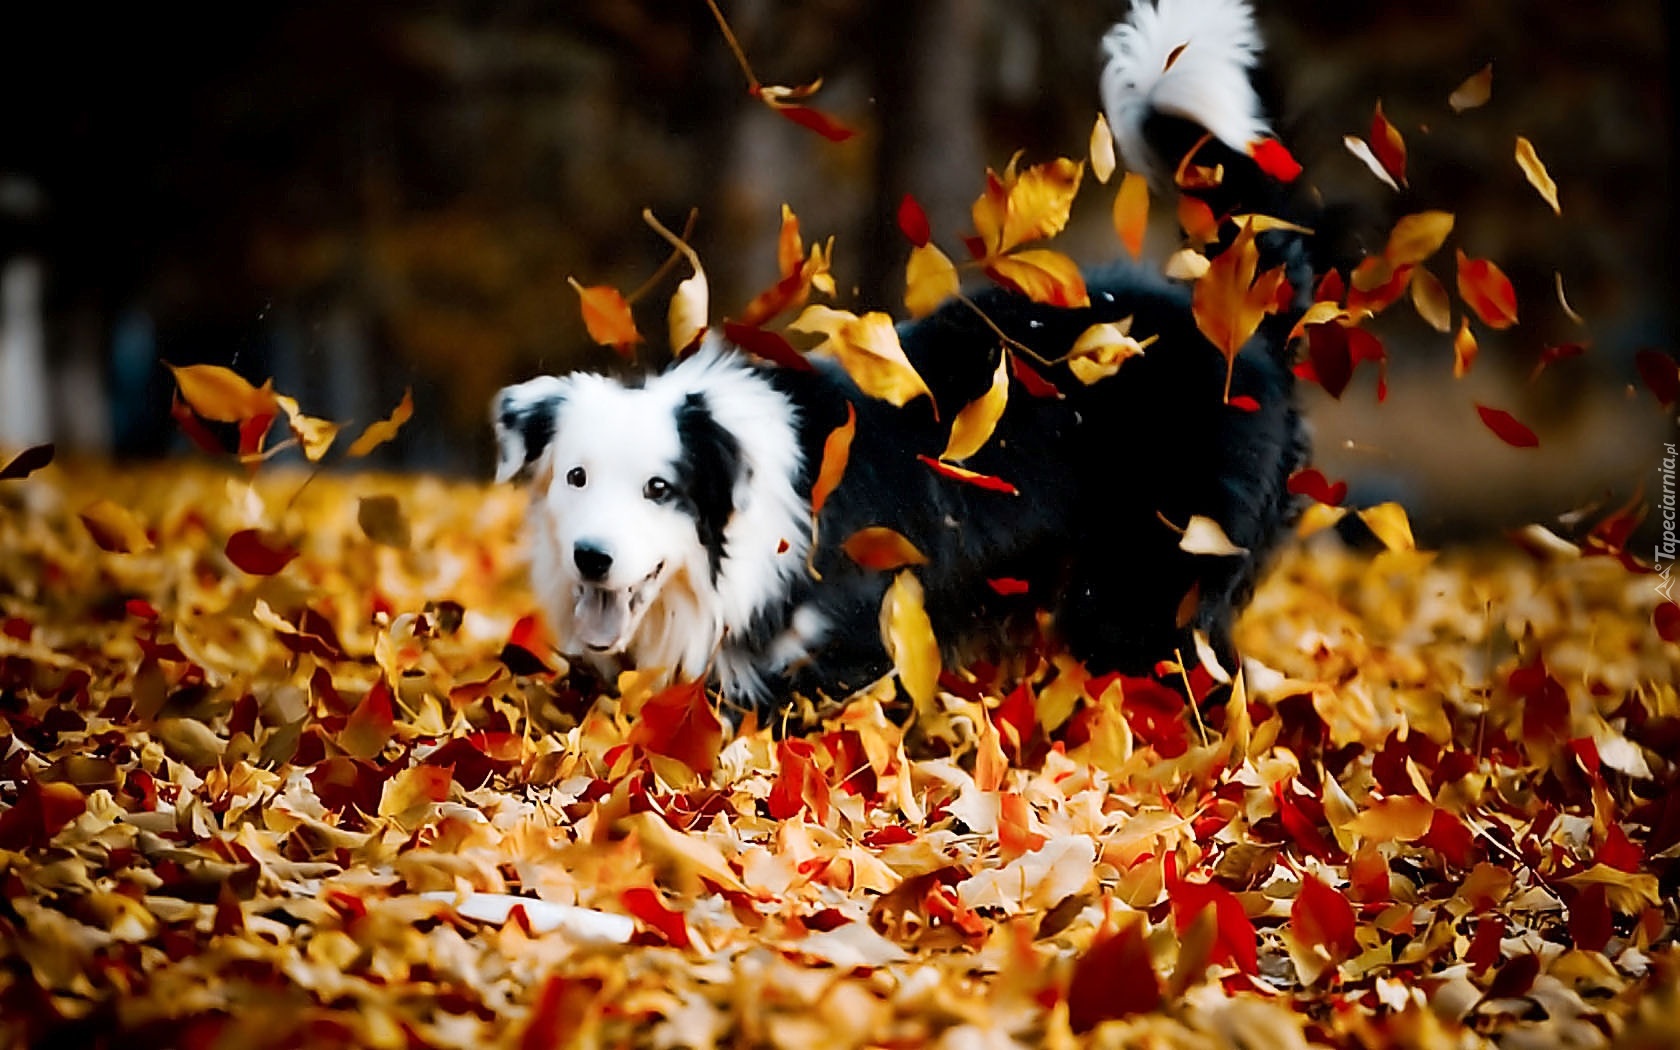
{"left": 1193, "top": 221, "right": 1289, "bottom": 399}
{"left": 1089, "top": 113, "right": 1117, "bottom": 184}
{"left": 721, "top": 322, "right": 812, "bottom": 372}
{"left": 1113, "top": 172, "right": 1148, "bottom": 260}
{"left": 1178, "top": 196, "right": 1219, "bottom": 247}
{"left": 1633, "top": 349, "right": 1680, "bottom": 407}
{"left": 905, "top": 242, "right": 960, "bottom": 318}
{"left": 568, "top": 279, "right": 641, "bottom": 355}
{"left": 1453, "top": 318, "right": 1478, "bottom": 378}
{"left": 971, "top": 156, "right": 1083, "bottom": 258}
{"left": 1164, "top": 250, "right": 1210, "bottom": 280}
{"left": 1287, "top": 468, "right": 1348, "bottom": 507}
{"left": 986, "top": 249, "right": 1090, "bottom": 308}
{"left": 842, "top": 527, "right": 928, "bottom": 571}
{"left": 1529, "top": 342, "right": 1588, "bottom": 382}
{"left": 1385, "top": 211, "right": 1455, "bottom": 267}
{"left": 347, "top": 389, "right": 414, "bottom": 458}
{"left": 1409, "top": 268, "right": 1452, "bottom": 333}
{"left": 1450, "top": 63, "right": 1493, "bottom": 113}
{"left": 225, "top": 528, "right": 300, "bottom": 575}
{"left": 1067, "top": 321, "right": 1149, "bottom": 385}
{"left": 1476, "top": 403, "right": 1540, "bottom": 448}
{"left": 811, "top": 403, "right": 856, "bottom": 516}
{"left": 761, "top": 96, "right": 856, "bottom": 142}
{"left": 1456, "top": 251, "right": 1519, "bottom": 329}
{"left": 774, "top": 203, "right": 804, "bottom": 277}
{"left": 274, "top": 395, "right": 339, "bottom": 462}
{"left": 897, "top": 193, "right": 931, "bottom": 247}
{"left": 917, "top": 455, "right": 1019, "bottom": 495}
{"left": 1370, "top": 100, "right": 1408, "bottom": 188}
{"left": 1179, "top": 515, "right": 1248, "bottom": 557}
{"left": 79, "top": 500, "right": 153, "bottom": 554}
{"left": 670, "top": 266, "right": 709, "bottom": 357}
{"left": 1343, "top": 136, "right": 1399, "bottom": 192}
{"left": 167, "top": 363, "right": 278, "bottom": 424}
{"left": 791, "top": 306, "right": 931, "bottom": 408}
{"left": 1357, "top": 502, "right": 1416, "bottom": 552}
{"left": 0, "top": 443, "right": 54, "bottom": 481}
{"left": 357, "top": 495, "right": 411, "bottom": 548}
{"left": 942, "top": 355, "right": 1009, "bottom": 461}
{"left": 881, "top": 571, "right": 940, "bottom": 713}
{"left": 1515, "top": 137, "right": 1561, "bottom": 215}
{"left": 1249, "top": 138, "right": 1303, "bottom": 183}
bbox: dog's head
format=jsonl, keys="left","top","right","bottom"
{"left": 491, "top": 364, "right": 750, "bottom": 664}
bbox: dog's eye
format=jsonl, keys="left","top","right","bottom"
{"left": 643, "top": 477, "right": 673, "bottom": 502}
{"left": 566, "top": 466, "right": 587, "bottom": 488}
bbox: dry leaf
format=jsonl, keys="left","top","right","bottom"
{"left": 791, "top": 305, "right": 932, "bottom": 409}
{"left": 1515, "top": 136, "right": 1561, "bottom": 215}
{"left": 1450, "top": 63, "right": 1494, "bottom": 113}
{"left": 942, "top": 356, "right": 1009, "bottom": 461}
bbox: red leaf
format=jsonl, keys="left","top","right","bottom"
{"left": 628, "top": 680, "right": 723, "bottom": 777}
{"left": 225, "top": 529, "right": 299, "bottom": 576}
{"left": 1008, "top": 353, "right": 1063, "bottom": 399}
{"left": 772, "top": 103, "right": 856, "bottom": 142}
{"left": 998, "top": 791, "right": 1047, "bottom": 861}
{"left": 1066, "top": 920, "right": 1160, "bottom": 1032}
{"left": 1475, "top": 403, "right": 1540, "bottom": 448}
{"left": 722, "top": 321, "right": 814, "bottom": 372}
{"left": 1529, "top": 342, "right": 1588, "bottom": 382}
{"left": 1287, "top": 468, "right": 1348, "bottom": 507}
{"left": 1419, "top": 809, "right": 1476, "bottom": 868}
{"left": 987, "top": 577, "right": 1030, "bottom": 596}
{"left": 1306, "top": 323, "right": 1354, "bottom": 399}
{"left": 621, "top": 887, "right": 691, "bottom": 949}
{"left": 1456, "top": 250, "right": 1519, "bottom": 329}
{"left": 1169, "top": 875, "right": 1258, "bottom": 975}
{"left": 1597, "top": 823, "right": 1644, "bottom": 873}
{"left": 990, "top": 681, "right": 1037, "bottom": 759}
{"left": 1292, "top": 873, "right": 1358, "bottom": 964}
{"left": 1249, "top": 138, "right": 1303, "bottom": 183}
{"left": 1655, "top": 602, "right": 1680, "bottom": 643}
{"left": 1465, "top": 915, "right": 1506, "bottom": 973}
{"left": 1227, "top": 395, "right": 1260, "bottom": 412}
{"left": 1634, "top": 349, "right": 1680, "bottom": 407}
{"left": 917, "top": 455, "right": 1019, "bottom": 495}
{"left": 897, "top": 194, "right": 931, "bottom": 247}
{"left": 0, "top": 442, "right": 54, "bottom": 481}
{"left": 170, "top": 392, "right": 228, "bottom": 455}
{"left": 0, "top": 780, "right": 87, "bottom": 851}
{"left": 767, "top": 738, "right": 831, "bottom": 822}
{"left": 1487, "top": 953, "right": 1542, "bottom": 1001}
{"left": 1568, "top": 885, "right": 1613, "bottom": 954}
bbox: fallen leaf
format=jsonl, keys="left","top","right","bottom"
{"left": 1179, "top": 515, "right": 1248, "bottom": 557}
{"left": 226, "top": 528, "right": 300, "bottom": 575}
{"left": 79, "top": 499, "right": 153, "bottom": 553}
{"left": 357, "top": 495, "right": 411, "bottom": 548}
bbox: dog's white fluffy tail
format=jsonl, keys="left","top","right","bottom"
{"left": 1100, "top": 0, "right": 1269, "bottom": 186}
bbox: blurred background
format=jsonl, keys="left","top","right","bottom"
{"left": 0, "top": 0, "right": 1674, "bottom": 539}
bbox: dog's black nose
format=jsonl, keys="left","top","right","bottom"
{"left": 573, "top": 542, "right": 613, "bottom": 582}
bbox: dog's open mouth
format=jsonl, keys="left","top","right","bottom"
{"left": 572, "top": 562, "right": 666, "bottom": 653}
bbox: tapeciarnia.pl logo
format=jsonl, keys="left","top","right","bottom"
{"left": 1658, "top": 441, "right": 1676, "bottom": 602}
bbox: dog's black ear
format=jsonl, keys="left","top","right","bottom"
{"left": 674, "top": 392, "right": 744, "bottom": 578}
{"left": 491, "top": 376, "right": 567, "bottom": 482}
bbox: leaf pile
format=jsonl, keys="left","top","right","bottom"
{"left": 3, "top": 459, "right": 1680, "bottom": 1048}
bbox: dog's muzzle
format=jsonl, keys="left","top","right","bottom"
{"left": 570, "top": 562, "right": 666, "bottom": 653}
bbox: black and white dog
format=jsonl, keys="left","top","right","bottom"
{"left": 495, "top": 0, "right": 1312, "bottom": 713}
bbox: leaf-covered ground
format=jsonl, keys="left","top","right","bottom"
{"left": 2, "top": 460, "right": 1679, "bottom": 1049}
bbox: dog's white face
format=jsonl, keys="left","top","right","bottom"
{"left": 493, "top": 348, "right": 811, "bottom": 689}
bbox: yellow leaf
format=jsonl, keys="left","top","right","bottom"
{"left": 880, "top": 571, "right": 940, "bottom": 714}
{"left": 347, "top": 388, "right": 414, "bottom": 458}
{"left": 1229, "top": 214, "right": 1315, "bottom": 236}
{"left": 1000, "top": 157, "right": 1083, "bottom": 255}
{"left": 1089, "top": 113, "right": 1117, "bottom": 184}
{"left": 1453, "top": 317, "right": 1478, "bottom": 378}
{"left": 79, "top": 499, "right": 153, "bottom": 553}
{"left": 1357, "top": 502, "right": 1415, "bottom": 552}
{"left": 1515, "top": 136, "right": 1561, "bottom": 215}
{"left": 670, "top": 266, "right": 709, "bottom": 357}
{"left": 987, "top": 249, "right": 1090, "bottom": 308}
{"left": 1067, "top": 320, "right": 1149, "bottom": 385}
{"left": 274, "top": 394, "right": 340, "bottom": 462}
{"left": 1192, "top": 221, "right": 1287, "bottom": 396}
{"left": 1113, "top": 172, "right": 1148, "bottom": 260}
{"left": 905, "top": 242, "right": 959, "bottom": 319}
{"left": 842, "top": 527, "right": 929, "bottom": 571}
{"left": 811, "top": 404, "right": 856, "bottom": 516}
{"left": 567, "top": 279, "right": 641, "bottom": 353}
{"left": 1296, "top": 502, "right": 1349, "bottom": 539}
{"left": 1449, "top": 63, "right": 1493, "bottom": 113}
{"left": 1178, "top": 514, "right": 1248, "bottom": 557}
{"left": 1562, "top": 864, "right": 1662, "bottom": 915}
{"left": 791, "top": 306, "right": 932, "bottom": 409}
{"left": 1409, "top": 268, "right": 1452, "bottom": 333}
{"left": 1383, "top": 211, "right": 1455, "bottom": 267}
{"left": 942, "top": 355, "right": 1009, "bottom": 461}
{"left": 1164, "top": 249, "right": 1210, "bottom": 281}
{"left": 1342, "top": 795, "right": 1434, "bottom": 842}
{"left": 166, "top": 363, "right": 278, "bottom": 424}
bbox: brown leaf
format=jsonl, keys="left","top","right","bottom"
{"left": 1450, "top": 63, "right": 1494, "bottom": 112}
{"left": 357, "top": 495, "right": 411, "bottom": 548}
{"left": 0, "top": 443, "right": 54, "bottom": 481}
{"left": 79, "top": 499, "right": 153, "bottom": 553}
{"left": 347, "top": 388, "right": 414, "bottom": 457}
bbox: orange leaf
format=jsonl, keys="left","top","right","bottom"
{"left": 1476, "top": 403, "right": 1540, "bottom": 448}
{"left": 1449, "top": 63, "right": 1494, "bottom": 113}
{"left": 1177, "top": 196, "right": 1219, "bottom": 247}
{"left": 1067, "top": 321, "right": 1149, "bottom": 385}
{"left": 842, "top": 527, "right": 928, "bottom": 571}
{"left": 167, "top": 362, "right": 278, "bottom": 424}
{"left": 986, "top": 249, "right": 1090, "bottom": 308}
{"left": 628, "top": 679, "right": 723, "bottom": 777}
{"left": 905, "top": 242, "right": 959, "bottom": 318}
{"left": 79, "top": 499, "right": 152, "bottom": 554}
{"left": 775, "top": 203, "right": 804, "bottom": 277}
{"left": 811, "top": 403, "right": 856, "bottom": 516}
{"left": 791, "top": 306, "right": 932, "bottom": 408}
{"left": 1089, "top": 113, "right": 1117, "bottom": 184}
{"left": 347, "top": 388, "right": 414, "bottom": 458}
{"left": 1356, "top": 502, "right": 1416, "bottom": 552}
{"left": 1456, "top": 250, "right": 1519, "bottom": 329}
{"left": 378, "top": 763, "right": 452, "bottom": 819}
{"left": 1515, "top": 137, "right": 1561, "bottom": 215}
{"left": 1453, "top": 317, "right": 1478, "bottom": 378}
{"left": 1112, "top": 172, "right": 1148, "bottom": 260}
{"left": 1384, "top": 211, "right": 1455, "bottom": 267}
{"left": 568, "top": 279, "right": 641, "bottom": 354}
{"left": 942, "top": 356, "right": 1009, "bottom": 461}
{"left": 1370, "top": 100, "right": 1408, "bottom": 188}
{"left": 1192, "top": 221, "right": 1288, "bottom": 396}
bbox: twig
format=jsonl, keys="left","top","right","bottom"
{"left": 627, "top": 209, "right": 700, "bottom": 305}
{"left": 702, "top": 0, "right": 759, "bottom": 90}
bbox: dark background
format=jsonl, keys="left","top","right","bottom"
{"left": 0, "top": 1, "right": 1674, "bottom": 536}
